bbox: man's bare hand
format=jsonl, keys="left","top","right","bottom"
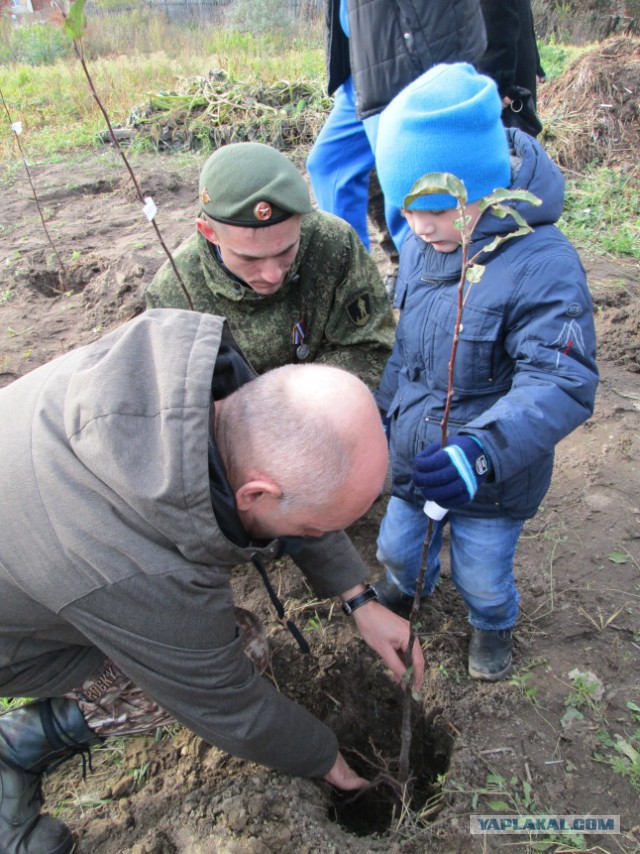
{"left": 353, "top": 601, "right": 424, "bottom": 689}
{"left": 323, "top": 751, "right": 368, "bottom": 790}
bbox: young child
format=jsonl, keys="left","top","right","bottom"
{"left": 373, "top": 63, "right": 598, "bottom": 680}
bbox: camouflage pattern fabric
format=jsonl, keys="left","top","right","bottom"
{"left": 233, "top": 606, "right": 270, "bottom": 675}
{"left": 368, "top": 167, "right": 399, "bottom": 270}
{"left": 65, "top": 609, "right": 270, "bottom": 738}
{"left": 65, "top": 659, "right": 174, "bottom": 738}
{"left": 145, "top": 210, "right": 396, "bottom": 389}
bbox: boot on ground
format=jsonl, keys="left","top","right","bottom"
{"left": 468, "top": 627, "right": 513, "bottom": 681}
{"left": 0, "top": 697, "right": 99, "bottom": 854}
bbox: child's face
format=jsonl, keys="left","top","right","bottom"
{"left": 403, "top": 203, "right": 482, "bottom": 253}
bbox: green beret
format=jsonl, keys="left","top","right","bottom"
{"left": 199, "top": 142, "right": 312, "bottom": 227}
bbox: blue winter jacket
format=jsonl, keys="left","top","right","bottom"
{"left": 376, "top": 129, "right": 598, "bottom": 519}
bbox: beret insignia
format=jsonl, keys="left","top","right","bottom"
{"left": 200, "top": 187, "right": 211, "bottom": 205}
{"left": 254, "top": 201, "right": 273, "bottom": 222}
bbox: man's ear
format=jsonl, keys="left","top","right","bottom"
{"left": 196, "top": 216, "right": 219, "bottom": 245}
{"left": 235, "top": 477, "right": 282, "bottom": 511}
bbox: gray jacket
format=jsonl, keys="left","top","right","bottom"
{"left": 0, "top": 310, "right": 370, "bottom": 777}
{"left": 325, "top": 0, "right": 487, "bottom": 118}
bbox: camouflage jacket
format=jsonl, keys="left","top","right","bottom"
{"left": 145, "top": 210, "right": 396, "bottom": 387}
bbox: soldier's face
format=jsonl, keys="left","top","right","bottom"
{"left": 198, "top": 215, "right": 301, "bottom": 294}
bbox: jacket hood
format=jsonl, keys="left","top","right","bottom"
{"left": 474, "top": 128, "right": 565, "bottom": 241}
{"left": 64, "top": 309, "right": 256, "bottom": 565}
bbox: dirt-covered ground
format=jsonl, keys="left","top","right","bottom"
{"left": 1, "top": 146, "right": 639, "bottom": 854}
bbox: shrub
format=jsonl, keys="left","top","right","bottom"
{"left": 5, "top": 23, "right": 71, "bottom": 67}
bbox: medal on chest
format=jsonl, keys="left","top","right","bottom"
{"left": 292, "top": 319, "right": 309, "bottom": 361}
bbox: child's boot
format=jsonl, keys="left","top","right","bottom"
{"left": 468, "top": 628, "right": 513, "bottom": 681}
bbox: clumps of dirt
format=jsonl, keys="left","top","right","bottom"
{"left": 596, "top": 297, "right": 640, "bottom": 370}
{"left": 118, "top": 69, "right": 331, "bottom": 159}
{"left": 81, "top": 256, "right": 148, "bottom": 328}
{"left": 589, "top": 261, "right": 640, "bottom": 371}
{"left": 119, "top": 169, "right": 197, "bottom": 207}
{"left": 539, "top": 36, "right": 640, "bottom": 172}
{"left": 16, "top": 251, "right": 106, "bottom": 298}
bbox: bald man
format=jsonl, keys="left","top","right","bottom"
{"left": 0, "top": 309, "right": 422, "bottom": 854}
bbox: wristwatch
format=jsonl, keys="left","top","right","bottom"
{"left": 341, "top": 584, "right": 379, "bottom": 616}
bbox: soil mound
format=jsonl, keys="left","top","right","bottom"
{"left": 539, "top": 36, "right": 640, "bottom": 172}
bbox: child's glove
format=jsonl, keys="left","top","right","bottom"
{"left": 413, "top": 435, "right": 491, "bottom": 508}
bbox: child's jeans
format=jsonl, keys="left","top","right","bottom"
{"left": 376, "top": 496, "right": 523, "bottom": 630}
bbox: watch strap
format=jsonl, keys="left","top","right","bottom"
{"left": 342, "top": 584, "right": 379, "bottom": 616}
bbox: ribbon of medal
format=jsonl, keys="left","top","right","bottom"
{"left": 293, "top": 319, "right": 309, "bottom": 361}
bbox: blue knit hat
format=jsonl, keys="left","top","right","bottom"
{"left": 376, "top": 63, "right": 511, "bottom": 211}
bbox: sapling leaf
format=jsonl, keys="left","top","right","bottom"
{"left": 479, "top": 227, "right": 533, "bottom": 256}
{"left": 479, "top": 188, "right": 541, "bottom": 210}
{"left": 453, "top": 213, "right": 474, "bottom": 231}
{"left": 466, "top": 264, "right": 485, "bottom": 284}
{"left": 404, "top": 172, "right": 467, "bottom": 209}
{"left": 488, "top": 204, "right": 532, "bottom": 231}
{"left": 64, "top": 0, "right": 87, "bottom": 40}
{"left": 488, "top": 800, "right": 511, "bottom": 811}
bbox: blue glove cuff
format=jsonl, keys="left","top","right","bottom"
{"left": 412, "top": 435, "right": 492, "bottom": 508}
{"left": 445, "top": 436, "right": 490, "bottom": 497}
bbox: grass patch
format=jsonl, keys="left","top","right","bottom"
{"left": 0, "top": 697, "right": 31, "bottom": 712}
{"left": 560, "top": 167, "right": 640, "bottom": 259}
{"left": 595, "top": 702, "right": 640, "bottom": 794}
{"left": 537, "top": 40, "right": 592, "bottom": 81}
{"left": 1, "top": 27, "right": 324, "bottom": 161}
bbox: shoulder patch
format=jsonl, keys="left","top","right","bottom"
{"left": 345, "top": 291, "right": 372, "bottom": 327}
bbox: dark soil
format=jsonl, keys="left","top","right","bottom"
{"left": 1, "top": 147, "right": 639, "bottom": 854}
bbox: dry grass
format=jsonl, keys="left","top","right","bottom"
{"left": 539, "top": 36, "right": 640, "bottom": 174}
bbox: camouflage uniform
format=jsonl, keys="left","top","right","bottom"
{"left": 146, "top": 210, "right": 395, "bottom": 388}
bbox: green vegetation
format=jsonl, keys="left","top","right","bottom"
{"left": 0, "top": 18, "right": 635, "bottom": 261}
{"left": 0, "top": 21, "right": 72, "bottom": 66}
{"left": 560, "top": 669, "right": 640, "bottom": 797}
{"left": 560, "top": 167, "right": 640, "bottom": 259}
{"left": 0, "top": 24, "right": 324, "bottom": 160}
{"left": 537, "top": 41, "right": 591, "bottom": 80}
{"left": 447, "top": 769, "right": 589, "bottom": 851}
{"left": 0, "top": 697, "right": 30, "bottom": 712}
{"left": 595, "top": 702, "right": 640, "bottom": 794}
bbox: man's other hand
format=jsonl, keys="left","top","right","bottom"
{"left": 323, "top": 751, "right": 367, "bottom": 790}
{"left": 354, "top": 601, "right": 424, "bottom": 689}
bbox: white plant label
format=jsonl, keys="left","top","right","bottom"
{"left": 143, "top": 197, "right": 157, "bottom": 222}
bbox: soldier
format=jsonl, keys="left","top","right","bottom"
{"left": 146, "top": 142, "right": 396, "bottom": 388}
